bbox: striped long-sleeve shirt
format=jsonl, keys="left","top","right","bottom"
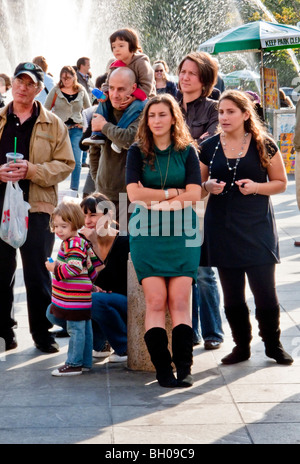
{"left": 50, "top": 236, "right": 103, "bottom": 321}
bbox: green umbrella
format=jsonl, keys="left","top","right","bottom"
{"left": 198, "top": 20, "right": 300, "bottom": 112}
{"left": 198, "top": 20, "right": 300, "bottom": 54}
{"left": 225, "top": 69, "right": 261, "bottom": 81}
{"left": 223, "top": 76, "right": 240, "bottom": 86}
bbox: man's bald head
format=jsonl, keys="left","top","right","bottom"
{"left": 109, "top": 67, "right": 136, "bottom": 86}
{"left": 108, "top": 67, "right": 137, "bottom": 110}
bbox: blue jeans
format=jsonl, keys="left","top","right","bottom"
{"left": 92, "top": 292, "right": 127, "bottom": 355}
{"left": 92, "top": 99, "right": 147, "bottom": 136}
{"left": 68, "top": 127, "right": 83, "bottom": 191}
{"left": 46, "top": 306, "right": 93, "bottom": 368}
{"left": 192, "top": 267, "right": 224, "bottom": 343}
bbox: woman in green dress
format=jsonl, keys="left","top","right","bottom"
{"left": 126, "top": 94, "right": 202, "bottom": 388}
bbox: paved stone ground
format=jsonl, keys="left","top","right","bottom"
{"left": 0, "top": 167, "right": 299, "bottom": 445}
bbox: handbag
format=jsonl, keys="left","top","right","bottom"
{"left": 50, "top": 92, "right": 58, "bottom": 110}
{"left": 0, "top": 181, "right": 30, "bottom": 248}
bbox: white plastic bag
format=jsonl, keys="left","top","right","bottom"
{"left": 0, "top": 181, "right": 30, "bottom": 248}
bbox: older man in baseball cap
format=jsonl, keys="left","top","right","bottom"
{"left": 0, "top": 63, "right": 75, "bottom": 353}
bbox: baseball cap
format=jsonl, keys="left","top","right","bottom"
{"left": 14, "top": 62, "right": 44, "bottom": 84}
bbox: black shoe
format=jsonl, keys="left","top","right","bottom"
{"left": 156, "top": 373, "right": 178, "bottom": 388}
{"left": 144, "top": 327, "right": 178, "bottom": 389}
{"left": 5, "top": 338, "right": 18, "bottom": 351}
{"left": 172, "top": 324, "right": 194, "bottom": 388}
{"left": 35, "top": 340, "right": 59, "bottom": 353}
{"left": 1, "top": 329, "right": 18, "bottom": 351}
{"left": 177, "top": 373, "right": 194, "bottom": 388}
{"left": 204, "top": 340, "right": 222, "bottom": 350}
{"left": 82, "top": 163, "right": 89, "bottom": 168}
{"left": 52, "top": 328, "right": 70, "bottom": 338}
{"left": 265, "top": 343, "right": 294, "bottom": 365}
{"left": 221, "top": 345, "right": 251, "bottom": 364}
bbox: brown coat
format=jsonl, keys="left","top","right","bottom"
{"left": 0, "top": 102, "right": 75, "bottom": 214}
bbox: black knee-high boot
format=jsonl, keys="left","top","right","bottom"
{"left": 172, "top": 324, "right": 194, "bottom": 387}
{"left": 144, "top": 327, "right": 177, "bottom": 388}
{"left": 221, "top": 303, "right": 252, "bottom": 364}
{"left": 256, "top": 305, "right": 293, "bottom": 365}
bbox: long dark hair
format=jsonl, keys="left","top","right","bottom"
{"left": 219, "top": 90, "right": 273, "bottom": 167}
{"left": 136, "top": 94, "right": 197, "bottom": 168}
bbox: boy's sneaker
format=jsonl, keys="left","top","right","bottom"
{"left": 93, "top": 342, "right": 113, "bottom": 358}
{"left": 108, "top": 352, "right": 127, "bottom": 363}
{"left": 82, "top": 135, "right": 106, "bottom": 146}
{"left": 111, "top": 142, "right": 122, "bottom": 153}
{"left": 51, "top": 364, "right": 82, "bottom": 376}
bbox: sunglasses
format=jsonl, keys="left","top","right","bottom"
{"left": 155, "top": 69, "right": 164, "bottom": 73}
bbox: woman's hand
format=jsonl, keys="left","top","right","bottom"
{"left": 204, "top": 179, "right": 226, "bottom": 195}
{"left": 151, "top": 200, "right": 172, "bottom": 211}
{"left": 151, "top": 200, "right": 183, "bottom": 211}
{"left": 80, "top": 226, "right": 98, "bottom": 244}
{"left": 93, "top": 285, "right": 108, "bottom": 293}
{"left": 235, "top": 179, "right": 258, "bottom": 195}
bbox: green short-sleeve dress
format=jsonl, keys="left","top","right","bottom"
{"left": 126, "top": 143, "right": 201, "bottom": 283}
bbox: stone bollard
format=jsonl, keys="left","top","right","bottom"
{"left": 127, "top": 253, "right": 173, "bottom": 372}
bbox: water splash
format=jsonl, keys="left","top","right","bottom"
{"left": 0, "top": 0, "right": 118, "bottom": 79}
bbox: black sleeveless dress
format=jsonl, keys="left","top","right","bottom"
{"left": 200, "top": 134, "right": 280, "bottom": 268}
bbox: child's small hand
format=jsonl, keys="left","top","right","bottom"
{"left": 99, "top": 94, "right": 108, "bottom": 103}
{"left": 119, "top": 95, "right": 135, "bottom": 109}
{"left": 45, "top": 260, "right": 55, "bottom": 272}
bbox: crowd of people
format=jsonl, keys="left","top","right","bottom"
{"left": 0, "top": 27, "right": 294, "bottom": 388}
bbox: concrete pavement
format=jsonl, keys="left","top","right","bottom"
{"left": 0, "top": 168, "right": 300, "bottom": 445}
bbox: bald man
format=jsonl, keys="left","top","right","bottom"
{"left": 87, "top": 67, "right": 145, "bottom": 224}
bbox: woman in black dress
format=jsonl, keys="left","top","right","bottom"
{"left": 200, "top": 89, "right": 293, "bottom": 365}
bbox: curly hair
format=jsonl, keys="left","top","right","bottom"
{"left": 135, "top": 94, "right": 197, "bottom": 168}
{"left": 218, "top": 90, "right": 274, "bottom": 168}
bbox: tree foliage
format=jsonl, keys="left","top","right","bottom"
{"left": 116, "top": 0, "right": 300, "bottom": 86}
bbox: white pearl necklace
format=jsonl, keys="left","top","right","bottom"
{"left": 209, "top": 133, "right": 249, "bottom": 196}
